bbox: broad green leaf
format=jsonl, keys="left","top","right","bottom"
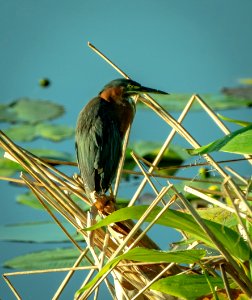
{"left": 137, "top": 93, "right": 252, "bottom": 111}
{"left": 0, "top": 98, "right": 64, "bottom": 124}
{"left": 150, "top": 274, "right": 224, "bottom": 300}
{"left": 218, "top": 114, "right": 251, "bottom": 127}
{"left": 4, "top": 248, "right": 89, "bottom": 270}
{"left": 84, "top": 206, "right": 251, "bottom": 262}
{"left": 197, "top": 207, "right": 237, "bottom": 228}
{"left": 36, "top": 123, "right": 74, "bottom": 141}
{"left": 76, "top": 248, "right": 206, "bottom": 295}
{"left": 2, "top": 123, "right": 74, "bottom": 142}
{"left": 0, "top": 221, "right": 82, "bottom": 243}
{"left": 188, "top": 125, "right": 252, "bottom": 155}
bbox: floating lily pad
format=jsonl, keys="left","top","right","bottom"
{"left": 2, "top": 123, "right": 74, "bottom": 142}
{"left": 138, "top": 93, "right": 252, "bottom": 111}
{"left": 17, "top": 191, "right": 90, "bottom": 211}
{"left": 0, "top": 221, "right": 82, "bottom": 243}
{"left": 36, "top": 123, "right": 74, "bottom": 141}
{"left": 0, "top": 148, "right": 75, "bottom": 177}
{"left": 29, "top": 148, "right": 75, "bottom": 162}
{"left": 4, "top": 247, "right": 89, "bottom": 270}
{"left": 0, "top": 98, "right": 64, "bottom": 124}
{"left": 221, "top": 86, "right": 252, "bottom": 99}
{"left": 125, "top": 141, "right": 189, "bottom": 176}
{"left": 2, "top": 124, "right": 37, "bottom": 142}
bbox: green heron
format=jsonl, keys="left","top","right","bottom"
{"left": 75, "top": 78, "right": 168, "bottom": 214}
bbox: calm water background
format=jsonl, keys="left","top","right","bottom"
{"left": 0, "top": 1, "right": 252, "bottom": 299}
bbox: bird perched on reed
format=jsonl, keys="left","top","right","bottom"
{"left": 76, "top": 78, "right": 168, "bottom": 214}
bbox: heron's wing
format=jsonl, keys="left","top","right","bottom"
{"left": 76, "top": 98, "right": 122, "bottom": 196}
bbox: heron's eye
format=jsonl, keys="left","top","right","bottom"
{"left": 127, "top": 84, "right": 139, "bottom": 90}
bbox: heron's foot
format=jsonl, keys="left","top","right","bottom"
{"left": 94, "top": 194, "right": 116, "bottom": 215}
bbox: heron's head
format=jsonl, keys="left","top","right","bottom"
{"left": 99, "top": 78, "right": 168, "bottom": 103}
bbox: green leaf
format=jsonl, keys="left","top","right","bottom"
{"left": 187, "top": 124, "right": 252, "bottom": 155}
{"left": 2, "top": 123, "right": 74, "bottom": 142}
{"left": 0, "top": 221, "right": 82, "bottom": 243}
{"left": 0, "top": 98, "right": 64, "bottom": 124}
{"left": 4, "top": 248, "right": 89, "bottom": 270}
{"left": 36, "top": 123, "right": 74, "bottom": 141}
{"left": 150, "top": 274, "right": 224, "bottom": 300}
{"left": 76, "top": 248, "right": 206, "bottom": 295}
{"left": 218, "top": 114, "right": 251, "bottom": 127}
{"left": 83, "top": 206, "right": 251, "bottom": 262}
{"left": 137, "top": 93, "right": 252, "bottom": 111}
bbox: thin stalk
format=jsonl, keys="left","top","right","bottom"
{"left": 22, "top": 174, "right": 84, "bottom": 250}
{"left": 2, "top": 275, "right": 22, "bottom": 300}
{"left": 52, "top": 249, "right": 90, "bottom": 300}
{"left": 222, "top": 182, "right": 252, "bottom": 249}
{"left": 88, "top": 42, "right": 129, "bottom": 79}
{"left": 184, "top": 185, "right": 247, "bottom": 218}
{"left": 220, "top": 264, "right": 233, "bottom": 300}
{"left": 130, "top": 94, "right": 197, "bottom": 205}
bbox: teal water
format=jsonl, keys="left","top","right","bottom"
{"left": 0, "top": 1, "right": 252, "bottom": 299}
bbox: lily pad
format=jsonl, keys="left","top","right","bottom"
{"left": 17, "top": 191, "right": 90, "bottom": 211}
{"left": 0, "top": 221, "right": 82, "bottom": 243}
{"left": 2, "top": 124, "right": 37, "bottom": 142}
{"left": 4, "top": 247, "right": 89, "bottom": 270}
{"left": 36, "top": 123, "right": 74, "bottom": 141}
{"left": 2, "top": 123, "right": 74, "bottom": 142}
{"left": 221, "top": 86, "right": 252, "bottom": 99}
{"left": 29, "top": 148, "right": 75, "bottom": 162}
{"left": 0, "top": 98, "right": 64, "bottom": 124}
{"left": 138, "top": 93, "right": 252, "bottom": 111}
{"left": 125, "top": 142, "right": 189, "bottom": 176}
{"left": 0, "top": 148, "right": 75, "bottom": 177}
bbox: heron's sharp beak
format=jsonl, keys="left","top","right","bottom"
{"left": 138, "top": 86, "right": 169, "bottom": 95}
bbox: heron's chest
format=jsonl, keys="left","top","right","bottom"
{"left": 111, "top": 101, "right": 135, "bottom": 138}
